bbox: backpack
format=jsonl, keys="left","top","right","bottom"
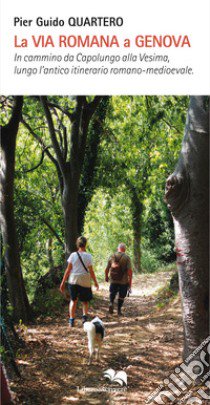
{"left": 110, "top": 253, "right": 125, "bottom": 282}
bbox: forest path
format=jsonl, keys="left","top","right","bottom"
{"left": 11, "top": 271, "right": 184, "bottom": 404}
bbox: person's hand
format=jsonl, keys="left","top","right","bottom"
{"left": 60, "top": 283, "right": 65, "bottom": 294}
{"left": 95, "top": 281, "right": 99, "bottom": 290}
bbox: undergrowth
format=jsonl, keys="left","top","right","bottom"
{"left": 155, "top": 273, "right": 179, "bottom": 309}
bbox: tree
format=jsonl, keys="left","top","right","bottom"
{"left": 127, "top": 182, "right": 143, "bottom": 272}
{"left": 1, "top": 96, "right": 31, "bottom": 322}
{"left": 96, "top": 96, "right": 151, "bottom": 271}
{"left": 22, "top": 96, "right": 108, "bottom": 256}
{"left": 78, "top": 97, "right": 110, "bottom": 233}
{"left": 96, "top": 96, "right": 187, "bottom": 271}
{"left": 165, "top": 96, "right": 209, "bottom": 358}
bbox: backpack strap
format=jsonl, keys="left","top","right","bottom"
{"left": 77, "top": 252, "right": 89, "bottom": 273}
{"left": 114, "top": 253, "right": 124, "bottom": 262}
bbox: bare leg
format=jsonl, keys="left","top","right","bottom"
{"left": 69, "top": 299, "right": 77, "bottom": 318}
{"left": 82, "top": 301, "right": 88, "bottom": 316}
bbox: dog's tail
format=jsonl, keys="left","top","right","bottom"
{"left": 83, "top": 322, "right": 95, "bottom": 335}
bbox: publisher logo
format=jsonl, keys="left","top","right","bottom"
{"left": 77, "top": 368, "right": 128, "bottom": 394}
{"left": 103, "top": 368, "right": 127, "bottom": 386}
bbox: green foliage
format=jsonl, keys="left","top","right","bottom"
{"left": 141, "top": 247, "right": 162, "bottom": 273}
{"left": 14, "top": 119, "right": 65, "bottom": 301}
{"left": 0, "top": 345, "right": 7, "bottom": 362}
{"left": 155, "top": 276, "right": 178, "bottom": 308}
{"left": 0, "top": 96, "right": 14, "bottom": 125}
{"left": 143, "top": 199, "right": 176, "bottom": 262}
{"left": 1, "top": 95, "right": 188, "bottom": 308}
{"left": 84, "top": 188, "right": 133, "bottom": 276}
{"left": 86, "top": 95, "right": 188, "bottom": 271}
{"left": 34, "top": 288, "right": 65, "bottom": 315}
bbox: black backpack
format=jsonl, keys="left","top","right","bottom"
{"left": 110, "top": 253, "right": 125, "bottom": 281}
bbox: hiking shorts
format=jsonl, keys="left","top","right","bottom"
{"left": 68, "top": 283, "right": 93, "bottom": 302}
{"left": 109, "top": 283, "right": 128, "bottom": 299}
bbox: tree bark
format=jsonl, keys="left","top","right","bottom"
{"left": 62, "top": 179, "right": 80, "bottom": 255}
{"left": 40, "top": 96, "right": 104, "bottom": 257}
{"left": 131, "top": 196, "right": 143, "bottom": 272}
{"left": 1, "top": 97, "right": 31, "bottom": 322}
{"left": 78, "top": 97, "right": 109, "bottom": 234}
{"left": 165, "top": 96, "right": 209, "bottom": 359}
{"left": 128, "top": 183, "right": 143, "bottom": 272}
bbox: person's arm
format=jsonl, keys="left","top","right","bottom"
{"left": 105, "top": 260, "right": 111, "bottom": 282}
{"left": 88, "top": 265, "right": 99, "bottom": 290}
{"left": 128, "top": 268, "right": 133, "bottom": 289}
{"left": 60, "top": 262, "right": 72, "bottom": 293}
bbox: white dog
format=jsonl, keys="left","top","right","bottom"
{"left": 83, "top": 316, "right": 105, "bottom": 365}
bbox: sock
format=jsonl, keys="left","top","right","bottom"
{"left": 69, "top": 318, "right": 74, "bottom": 326}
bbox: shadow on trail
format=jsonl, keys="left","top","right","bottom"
{"left": 10, "top": 274, "right": 183, "bottom": 404}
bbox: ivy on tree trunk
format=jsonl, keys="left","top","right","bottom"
{"left": 78, "top": 97, "right": 109, "bottom": 234}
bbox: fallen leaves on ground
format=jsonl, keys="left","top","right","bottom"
{"left": 8, "top": 271, "right": 205, "bottom": 404}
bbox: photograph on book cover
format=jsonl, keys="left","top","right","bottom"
{"left": 1, "top": 95, "right": 209, "bottom": 404}
{"left": 0, "top": 0, "right": 209, "bottom": 404}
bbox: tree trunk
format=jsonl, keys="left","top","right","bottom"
{"left": 165, "top": 96, "right": 209, "bottom": 359}
{"left": 78, "top": 97, "right": 109, "bottom": 234}
{"left": 39, "top": 96, "right": 104, "bottom": 258}
{"left": 133, "top": 217, "right": 141, "bottom": 272}
{"left": 1, "top": 97, "right": 31, "bottom": 322}
{"left": 129, "top": 185, "right": 143, "bottom": 272}
{"left": 62, "top": 179, "right": 79, "bottom": 256}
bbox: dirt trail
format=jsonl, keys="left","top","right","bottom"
{"left": 10, "top": 271, "right": 185, "bottom": 404}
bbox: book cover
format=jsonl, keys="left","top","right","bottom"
{"left": 0, "top": 1, "right": 209, "bottom": 404}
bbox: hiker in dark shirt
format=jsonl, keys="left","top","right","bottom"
{"left": 105, "top": 243, "right": 132, "bottom": 316}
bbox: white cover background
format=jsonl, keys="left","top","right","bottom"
{"left": 0, "top": 0, "right": 210, "bottom": 95}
